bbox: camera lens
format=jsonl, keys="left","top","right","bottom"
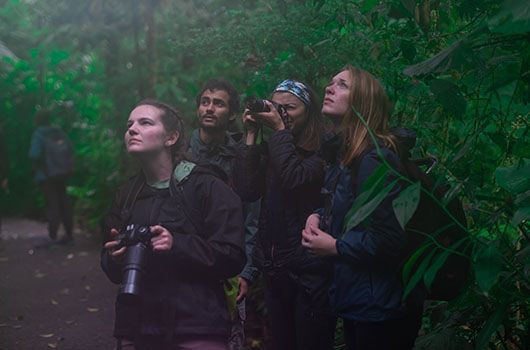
{"left": 246, "top": 98, "right": 269, "bottom": 113}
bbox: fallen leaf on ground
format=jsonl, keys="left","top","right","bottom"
{"left": 65, "top": 320, "right": 74, "bottom": 325}
{"left": 60, "top": 288, "right": 70, "bottom": 295}
{"left": 28, "top": 249, "right": 34, "bottom": 255}
{"left": 47, "top": 343, "right": 57, "bottom": 348}
{"left": 34, "top": 271, "right": 46, "bottom": 278}
{"left": 84, "top": 285, "right": 91, "bottom": 291}
{"left": 0, "top": 323, "right": 8, "bottom": 327}
{"left": 39, "top": 333, "right": 54, "bottom": 338}
{"left": 66, "top": 253, "right": 74, "bottom": 260}
{"left": 12, "top": 325, "right": 22, "bottom": 329}
{"left": 86, "top": 307, "right": 99, "bottom": 312}
{"left": 78, "top": 251, "right": 89, "bottom": 256}
{"left": 51, "top": 299, "right": 58, "bottom": 305}
{"left": 0, "top": 256, "right": 8, "bottom": 262}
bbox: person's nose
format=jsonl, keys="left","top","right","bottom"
{"left": 206, "top": 103, "right": 215, "bottom": 113}
{"left": 128, "top": 123, "right": 139, "bottom": 135}
{"left": 325, "top": 84, "right": 335, "bottom": 96}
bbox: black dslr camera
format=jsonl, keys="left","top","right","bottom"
{"left": 115, "top": 224, "right": 152, "bottom": 302}
{"left": 245, "top": 97, "right": 292, "bottom": 129}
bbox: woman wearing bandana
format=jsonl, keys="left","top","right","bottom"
{"left": 233, "top": 80, "right": 336, "bottom": 350}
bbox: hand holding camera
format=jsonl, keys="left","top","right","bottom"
{"left": 105, "top": 224, "right": 174, "bottom": 301}
{"left": 245, "top": 97, "right": 292, "bottom": 131}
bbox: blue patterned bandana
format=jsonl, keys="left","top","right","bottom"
{"left": 274, "top": 79, "right": 311, "bottom": 106}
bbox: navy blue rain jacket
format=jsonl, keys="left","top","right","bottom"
{"left": 322, "top": 142, "right": 424, "bottom": 322}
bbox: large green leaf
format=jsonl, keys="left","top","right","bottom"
{"left": 403, "top": 40, "right": 469, "bottom": 77}
{"left": 402, "top": 249, "right": 436, "bottom": 300}
{"left": 344, "top": 180, "right": 398, "bottom": 233}
{"left": 392, "top": 181, "right": 421, "bottom": 230}
{"left": 495, "top": 159, "right": 530, "bottom": 194}
{"left": 402, "top": 242, "right": 434, "bottom": 284}
{"left": 474, "top": 245, "right": 503, "bottom": 294}
{"left": 343, "top": 163, "right": 390, "bottom": 230}
{"left": 423, "top": 238, "right": 467, "bottom": 290}
{"left": 488, "top": 0, "right": 530, "bottom": 34}
{"left": 475, "top": 303, "right": 508, "bottom": 350}
{"left": 511, "top": 206, "right": 530, "bottom": 226}
{"left": 429, "top": 79, "right": 467, "bottom": 117}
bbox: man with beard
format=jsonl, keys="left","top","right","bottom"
{"left": 188, "top": 78, "right": 259, "bottom": 350}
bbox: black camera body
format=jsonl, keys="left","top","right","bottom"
{"left": 116, "top": 224, "right": 152, "bottom": 302}
{"left": 246, "top": 97, "right": 292, "bottom": 129}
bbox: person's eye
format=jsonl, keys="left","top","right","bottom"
{"left": 216, "top": 102, "right": 225, "bottom": 107}
{"left": 201, "top": 99, "right": 210, "bottom": 106}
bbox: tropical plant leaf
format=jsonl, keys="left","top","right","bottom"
{"left": 495, "top": 159, "right": 530, "bottom": 194}
{"left": 344, "top": 180, "right": 398, "bottom": 233}
{"left": 402, "top": 249, "right": 436, "bottom": 300}
{"left": 475, "top": 303, "right": 508, "bottom": 350}
{"left": 343, "top": 163, "right": 390, "bottom": 230}
{"left": 474, "top": 245, "right": 503, "bottom": 294}
{"left": 488, "top": 0, "right": 530, "bottom": 34}
{"left": 511, "top": 206, "right": 530, "bottom": 226}
{"left": 402, "top": 242, "right": 434, "bottom": 284}
{"left": 429, "top": 79, "right": 467, "bottom": 117}
{"left": 393, "top": 181, "right": 421, "bottom": 229}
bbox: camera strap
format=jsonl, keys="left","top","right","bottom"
{"left": 120, "top": 174, "right": 145, "bottom": 231}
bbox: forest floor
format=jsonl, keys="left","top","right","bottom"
{"left": 0, "top": 217, "right": 116, "bottom": 350}
{"left": 0, "top": 217, "right": 269, "bottom": 350}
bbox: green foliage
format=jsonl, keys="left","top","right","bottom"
{"left": 393, "top": 181, "right": 421, "bottom": 230}
{"left": 1, "top": 0, "right": 530, "bottom": 348}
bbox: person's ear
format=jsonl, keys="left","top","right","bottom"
{"left": 165, "top": 131, "right": 179, "bottom": 147}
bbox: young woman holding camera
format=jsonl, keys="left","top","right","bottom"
{"left": 301, "top": 66, "right": 424, "bottom": 350}
{"left": 233, "top": 80, "right": 336, "bottom": 350}
{"left": 101, "top": 99, "right": 246, "bottom": 350}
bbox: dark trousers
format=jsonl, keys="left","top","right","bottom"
{"left": 264, "top": 271, "right": 336, "bottom": 350}
{"left": 41, "top": 177, "right": 73, "bottom": 239}
{"left": 343, "top": 306, "right": 423, "bottom": 350}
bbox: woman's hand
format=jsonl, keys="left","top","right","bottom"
{"left": 104, "top": 228, "right": 127, "bottom": 261}
{"left": 242, "top": 109, "right": 258, "bottom": 145}
{"left": 301, "top": 223, "right": 338, "bottom": 256}
{"left": 305, "top": 213, "right": 321, "bottom": 232}
{"left": 236, "top": 276, "right": 249, "bottom": 302}
{"left": 253, "top": 100, "right": 285, "bottom": 132}
{"left": 150, "top": 225, "right": 174, "bottom": 252}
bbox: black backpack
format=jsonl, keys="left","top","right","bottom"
{"left": 43, "top": 127, "right": 74, "bottom": 178}
{"left": 392, "top": 127, "right": 470, "bottom": 301}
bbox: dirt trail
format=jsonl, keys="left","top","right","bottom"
{"left": 0, "top": 218, "right": 117, "bottom": 350}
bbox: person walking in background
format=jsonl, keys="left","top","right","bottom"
{"left": 188, "top": 77, "right": 260, "bottom": 350}
{"left": 301, "top": 65, "right": 424, "bottom": 350}
{"left": 29, "top": 109, "right": 74, "bottom": 245}
{"left": 233, "top": 79, "right": 336, "bottom": 350}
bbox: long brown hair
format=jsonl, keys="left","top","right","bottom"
{"left": 294, "top": 84, "right": 322, "bottom": 151}
{"left": 339, "top": 65, "right": 396, "bottom": 165}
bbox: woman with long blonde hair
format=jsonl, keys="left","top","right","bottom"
{"left": 302, "top": 66, "right": 424, "bottom": 350}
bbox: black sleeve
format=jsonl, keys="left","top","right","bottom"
{"left": 267, "top": 129, "right": 325, "bottom": 190}
{"left": 100, "top": 183, "right": 129, "bottom": 284}
{"left": 169, "top": 174, "right": 246, "bottom": 279}
{"left": 232, "top": 142, "right": 267, "bottom": 202}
